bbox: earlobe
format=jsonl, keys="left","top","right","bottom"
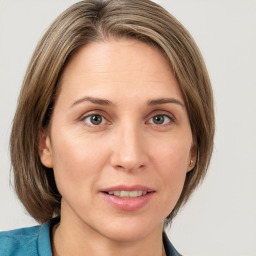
{"left": 38, "top": 130, "right": 53, "bottom": 168}
{"left": 187, "top": 144, "right": 197, "bottom": 172}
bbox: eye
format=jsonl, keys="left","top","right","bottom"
{"left": 149, "top": 114, "right": 172, "bottom": 125}
{"left": 83, "top": 114, "right": 107, "bottom": 126}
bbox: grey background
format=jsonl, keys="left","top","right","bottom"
{"left": 0, "top": 1, "right": 255, "bottom": 255}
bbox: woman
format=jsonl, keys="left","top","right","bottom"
{"left": 0, "top": 0, "right": 214, "bottom": 255}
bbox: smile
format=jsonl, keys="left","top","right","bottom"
{"left": 105, "top": 190, "right": 148, "bottom": 198}
{"left": 101, "top": 186, "right": 155, "bottom": 211}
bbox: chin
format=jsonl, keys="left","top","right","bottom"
{"left": 97, "top": 217, "right": 163, "bottom": 243}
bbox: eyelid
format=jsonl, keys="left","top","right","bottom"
{"left": 148, "top": 114, "right": 172, "bottom": 125}
{"left": 83, "top": 114, "right": 107, "bottom": 126}
{"left": 146, "top": 110, "right": 176, "bottom": 123}
{"left": 79, "top": 110, "right": 111, "bottom": 127}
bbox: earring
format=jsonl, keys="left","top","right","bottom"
{"left": 189, "top": 160, "right": 193, "bottom": 167}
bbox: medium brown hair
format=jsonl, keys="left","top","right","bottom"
{"left": 10, "top": 0, "right": 214, "bottom": 224}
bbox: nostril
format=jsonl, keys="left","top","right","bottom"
{"left": 114, "top": 164, "right": 145, "bottom": 172}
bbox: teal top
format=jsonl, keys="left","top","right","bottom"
{"left": 0, "top": 220, "right": 52, "bottom": 256}
{"left": 0, "top": 219, "right": 181, "bottom": 256}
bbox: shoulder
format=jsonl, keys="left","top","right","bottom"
{"left": 0, "top": 225, "right": 41, "bottom": 255}
{"left": 0, "top": 221, "right": 52, "bottom": 256}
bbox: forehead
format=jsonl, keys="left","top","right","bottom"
{"left": 57, "top": 38, "right": 183, "bottom": 104}
{"left": 60, "top": 38, "right": 173, "bottom": 79}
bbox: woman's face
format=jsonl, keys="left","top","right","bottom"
{"left": 40, "top": 38, "right": 196, "bottom": 242}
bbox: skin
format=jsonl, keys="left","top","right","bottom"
{"left": 39, "top": 38, "right": 196, "bottom": 256}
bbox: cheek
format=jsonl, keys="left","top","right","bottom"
{"left": 49, "top": 128, "right": 109, "bottom": 196}
{"left": 156, "top": 137, "right": 192, "bottom": 170}
{"left": 153, "top": 137, "right": 192, "bottom": 191}
{"left": 147, "top": 138, "right": 191, "bottom": 219}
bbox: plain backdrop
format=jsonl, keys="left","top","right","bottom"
{"left": 0, "top": 1, "right": 255, "bottom": 255}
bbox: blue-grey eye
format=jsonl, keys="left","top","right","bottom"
{"left": 150, "top": 115, "right": 171, "bottom": 125}
{"left": 84, "top": 114, "right": 106, "bottom": 126}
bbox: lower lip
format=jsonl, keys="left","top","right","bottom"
{"left": 101, "top": 192, "right": 154, "bottom": 211}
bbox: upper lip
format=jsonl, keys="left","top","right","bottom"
{"left": 100, "top": 185, "right": 155, "bottom": 192}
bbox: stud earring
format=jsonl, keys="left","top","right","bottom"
{"left": 189, "top": 160, "right": 193, "bottom": 167}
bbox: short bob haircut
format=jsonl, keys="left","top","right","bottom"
{"left": 10, "top": 0, "right": 214, "bottom": 224}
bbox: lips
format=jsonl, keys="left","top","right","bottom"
{"left": 100, "top": 185, "right": 155, "bottom": 211}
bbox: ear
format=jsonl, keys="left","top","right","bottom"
{"left": 187, "top": 142, "right": 197, "bottom": 172}
{"left": 38, "top": 130, "right": 53, "bottom": 168}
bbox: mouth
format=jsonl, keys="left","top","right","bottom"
{"left": 103, "top": 190, "right": 151, "bottom": 198}
{"left": 100, "top": 185, "right": 155, "bottom": 211}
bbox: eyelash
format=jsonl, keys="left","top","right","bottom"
{"left": 82, "top": 113, "right": 107, "bottom": 127}
{"left": 81, "top": 112, "right": 175, "bottom": 128}
{"left": 147, "top": 114, "right": 174, "bottom": 126}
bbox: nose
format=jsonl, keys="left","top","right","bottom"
{"left": 110, "top": 123, "right": 147, "bottom": 172}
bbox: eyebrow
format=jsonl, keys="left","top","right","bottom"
{"left": 70, "top": 96, "right": 184, "bottom": 108}
{"left": 70, "top": 96, "right": 113, "bottom": 108}
{"left": 148, "top": 98, "right": 185, "bottom": 108}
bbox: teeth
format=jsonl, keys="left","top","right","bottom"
{"left": 114, "top": 191, "right": 120, "bottom": 196}
{"left": 107, "top": 190, "right": 148, "bottom": 198}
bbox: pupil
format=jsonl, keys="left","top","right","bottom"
{"left": 153, "top": 115, "right": 164, "bottom": 124}
{"left": 91, "top": 115, "right": 102, "bottom": 125}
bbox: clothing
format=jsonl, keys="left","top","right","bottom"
{"left": 163, "top": 232, "right": 182, "bottom": 256}
{"left": 0, "top": 219, "right": 181, "bottom": 256}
